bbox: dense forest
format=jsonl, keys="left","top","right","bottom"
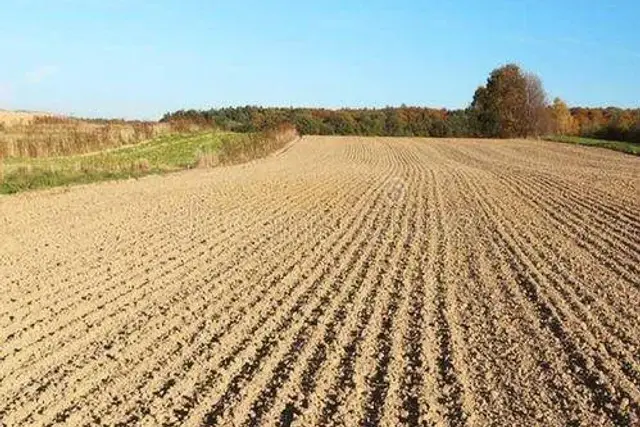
{"left": 161, "top": 65, "right": 640, "bottom": 144}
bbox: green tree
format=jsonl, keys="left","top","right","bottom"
{"left": 384, "top": 108, "right": 406, "bottom": 136}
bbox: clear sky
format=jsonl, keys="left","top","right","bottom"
{"left": 1, "top": 0, "right": 638, "bottom": 119}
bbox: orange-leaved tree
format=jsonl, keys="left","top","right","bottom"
{"left": 471, "top": 64, "right": 549, "bottom": 138}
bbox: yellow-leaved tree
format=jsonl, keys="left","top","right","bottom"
{"left": 550, "top": 97, "right": 575, "bottom": 135}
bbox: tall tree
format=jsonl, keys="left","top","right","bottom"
{"left": 471, "top": 64, "right": 549, "bottom": 138}
{"left": 550, "top": 98, "right": 573, "bottom": 135}
{"left": 524, "top": 72, "right": 550, "bottom": 136}
{"left": 470, "top": 85, "right": 499, "bottom": 137}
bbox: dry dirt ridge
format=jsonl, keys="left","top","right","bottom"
{"left": 1, "top": 137, "right": 639, "bottom": 426}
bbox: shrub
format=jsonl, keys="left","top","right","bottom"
{"left": 217, "top": 123, "right": 299, "bottom": 165}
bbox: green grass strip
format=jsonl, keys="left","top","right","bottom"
{"left": 544, "top": 135, "right": 640, "bottom": 156}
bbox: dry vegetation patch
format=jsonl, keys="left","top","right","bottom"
{"left": 0, "top": 122, "right": 297, "bottom": 194}
{"left": 0, "top": 110, "right": 51, "bottom": 127}
{"left": 0, "top": 115, "right": 175, "bottom": 158}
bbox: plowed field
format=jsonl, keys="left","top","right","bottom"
{"left": 1, "top": 137, "right": 639, "bottom": 426}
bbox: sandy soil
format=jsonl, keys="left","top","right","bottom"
{"left": 0, "top": 137, "right": 638, "bottom": 426}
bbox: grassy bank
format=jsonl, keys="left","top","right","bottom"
{"left": 216, "top": 124, "right": 298, "bottom": 165}
{"left": 0, "top": 125, "right": 297, "bottom": 195}
{"left": 0, "top": 132, "right": 224, "bottom": 194}
{"left": 544, "top": 135, "right": 640, "bottom": 156}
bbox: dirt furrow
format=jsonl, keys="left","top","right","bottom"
{"left": 1, "top": 136, "right": 637, "bottom": 426}
{"left": 500, "top": 185, "right": 640, "bottom": 357}
{"left": 1, "top": 183, "right": 353, "bottom": 425}
{"left": 436, "top": 152, "right": 637, "bottom": 340}
{"left": 1, "top": 168, "right": 339, "bottom": 334}
{"left": 179, "top": 167, "right": 401, "bottom": 426}
{"left": 473, "top": 169, "right": 640, "bottom": 363}
{"left": 502, "top": 171, "right": 640, "bottom": 280}
{"left": 349, "top": 142, "right": 420, "bottom": 427}
{"left": 377, "top": 146, "right": 429, "bottom": 427}
{"left": 232, "top": 148, "right": 411, "bottom": 427}
{"left": 458, "top": 165, "right": 640, "bottom": 425}
{"left": 0, "top": 173, "right": 344, "bottom": 403}
{"left": 443, "top": 164, "right": 596, "bottom": 425}
{"left": 426, "top": 164, "right": 469, "bottom": 426}
{"left": 294, "top": 162, "right": 409, "bottom": 426}
{"left": 525, "top": 172, "right": 640, "bottom": 246}
{"left": 396, "top": 167, "right": 433, "bottom": 426}
{"left": 31, "top": 169, "right": 387, "bottom": 426}
{"left": 245, "top": 149, "right": 412, "bottom": 425}
{"left": 436, "top": 144, "right": 640, "bottom": 346}
{"left": 0, "top": 180, "right": 315, "bottom": 355}
{"left": 125, "top": 155, "right": 400, "bottom": 427}
{"left": 458, "top": 139, "right": 640, "bottom": 222}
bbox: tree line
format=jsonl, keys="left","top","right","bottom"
{"left": 161, "top": 64, "right": 640, "bottom": 144}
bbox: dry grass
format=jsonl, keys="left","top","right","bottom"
{"left": 0, "top": 126, "right": 297, "bottom": 194}
{"left": 0, "top": 110, "right": 52, "bottom": 126}
{"left": 197, "top": 124, "right": 297, "bottom": 168}
{"left": 0, "top": 117, "right": 166, "bottom": 158}
{"left": 0, "top": 132, "right": 226, "bottom": 194}
{"left": 0, "top": 109, "right": 298, "bottom": 194}
{"left": 195, "top": 151, "right": 219, "bottom": 168}
{"left": 0, "top": 114, "right": 216, "bottom": 159}
{"left": 217, "top": 123, "right": 299, "bottom": 165}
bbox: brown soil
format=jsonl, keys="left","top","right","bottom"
{"left": 0, "top": 137, "right": 638, "bottom": 426}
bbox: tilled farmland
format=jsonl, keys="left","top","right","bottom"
{"left": 0, "top": 136, "right": 639, "bottom": 426}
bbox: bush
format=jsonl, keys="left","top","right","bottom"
{"left": 217, "top": 123, "right": 299, "bottom": 165}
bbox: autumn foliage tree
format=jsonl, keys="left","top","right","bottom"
{"left": 550, "top": 98, "right": 574, "bottom": 135}
{"left": 162, "top": 63, "right": 639, "bottom": 144}
{"left": 470, "top": 64, "right": 549, "bottom": 138}
{"left": 524, "top": 72, "right": 551, "bottom": 136}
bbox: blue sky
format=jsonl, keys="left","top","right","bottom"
{"left": 1, "top": 0, "right": 638, "bottom": 119}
